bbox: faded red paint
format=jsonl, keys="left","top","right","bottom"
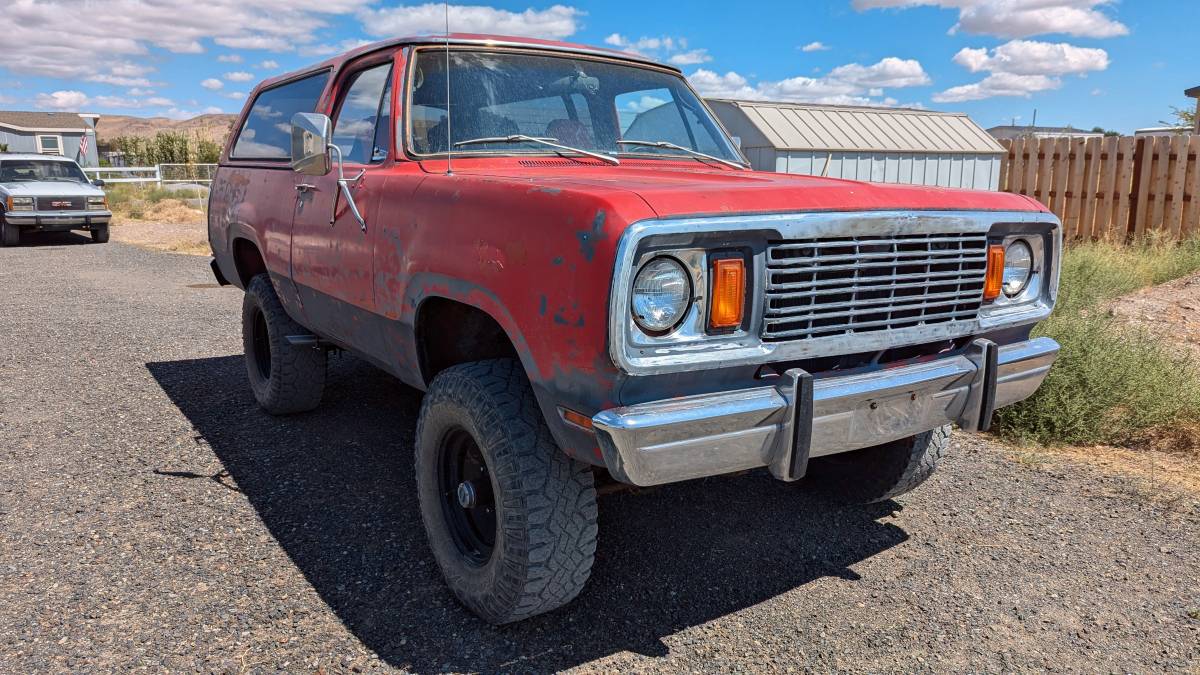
{"left": 209, "top": 34, "right": 1046, "bottom": 465}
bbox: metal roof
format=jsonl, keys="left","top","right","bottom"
{"left": 1186, "top": 85, "right": 1200, "bottom": 98}
{"left": 709, "top": 99, "right": 1003, "bottom": 155}
{"left": 0, "top": 111, "right": 94, "bottom": 132}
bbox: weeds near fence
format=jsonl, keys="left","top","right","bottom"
{"left": 993, "top": 237, "right": 1200, "bottom": 449}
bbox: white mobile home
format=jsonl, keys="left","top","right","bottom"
{"left": 708, "top": 99, "right": 1004, "bottom": 191}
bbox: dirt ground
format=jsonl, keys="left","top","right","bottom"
{"left": 110, "top": 202, "right": 210, "bottom": 256}
{"left": 1, "top": 236, "right": 1198, "bottom": 673}
{"left": 1110, "top": 270, "right": 1200, "bottom": 360}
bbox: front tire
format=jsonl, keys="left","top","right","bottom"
{"left": 241, "top": 273, "right": 326, "bottom": 414}
{"left": 804, "top": 425, "right": 950, "bottom": 504}
{"left": 415, "top": 359, "right": 598, "bottom": 624}
{"left": 1, "top": 221, "right": 19, "bottom": 247}
{"left": 90, "top": 226, "right": 109, "bottom": 244}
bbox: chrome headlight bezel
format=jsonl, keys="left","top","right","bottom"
{"left": 87, "top": 195, "right": 107, "bottom": 208}
{"left": 630, "top": 256, "right": 692, "bottom": 334}
{"left": 8, "top": 196, "right": 34, "bottom": 212}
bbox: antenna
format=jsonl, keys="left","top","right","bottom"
{"left": 444, "top": 2, "right": 453, "bottom": 176}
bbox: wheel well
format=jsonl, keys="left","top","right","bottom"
{"left": 232, "top": 238, "right": 267, "bottom": 287}
{"left": 417, "top": 298, "right": 519, "bottom": 385}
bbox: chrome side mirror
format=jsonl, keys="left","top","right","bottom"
{"left": 290, "top": 112, "right": 333, "bottom": 176}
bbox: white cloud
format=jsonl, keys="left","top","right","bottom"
{"left": 201, "top": 78, "right": 224, "bottom": 90}
{"left": 829, "top": 57, "right": 931, "bottom": 88}
{"left": 164, "top": 106, "right": 225, "bottom": 120}
{"left": 852, "top": 0, "right": 1128, "bottom": 39}
{"left": 952, "top": 39, "right": 1108, "bottom": 76}
{"left": 358, "top": 3, "right": 582, "bottom": 40}
{"left": 258, "top": 60, "right": 280, "bottom": 69}
{"left": 226, "top": 91, "right": 247, "bottom": 100}
{"left": 668, "top": 49, "right": 711, "bottom": 66}
{"left": 127, "top": 87, "right": 155, "bottom": 96}
{"left": 689, "top": 56, "right": 926, "bottom": 106}
{"left": 299, "top": 38, "right": 373, "bottom": 57}
{"left": 932, "top": 72, "right": 1059, "bottom": 102}
{"left": 0, "top": 0, "right": 373, "bottom": 85}
{"left": 35, "top": 90, "right": 90, "bottom": 110}
{"left": 800, "top": 41, "right": 831, "bottom": 52}
{"left": 224, "top": 71, "right": 255, "bottom": 82}
{"left": 936, "top": 39, "right": 1108, "bottom": 102}
{"left": 218, "top": 54, "right": 243, "bottom": 63}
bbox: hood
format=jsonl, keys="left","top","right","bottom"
{"left": 0, "top": 181, "right": 104, "bottom": 198}
{"left": 434, "top": 159, "right": 1044, "bottom": 219}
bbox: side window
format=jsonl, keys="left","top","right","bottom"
{"left": 617, "top": 88, "right": 724, "bottom": 154}
{"left": 232, "top": 71, "right": 330, "bottom": 160}
{"left": 331, "top": 62, "right": 394, "bottom": 165}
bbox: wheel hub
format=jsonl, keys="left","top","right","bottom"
{"left": 456, "top": 481, "right": 477, "bottom": 509}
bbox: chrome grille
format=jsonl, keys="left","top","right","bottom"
{"left": 763, "top": 233, "right": 988, "bottom": 342}
{"left": 35, "top": 196, "right": 85, "bottom": 211}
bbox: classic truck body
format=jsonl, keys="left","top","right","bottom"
{"left": 0, "top": 154, "right": 110, "bottom": 245}
{"left": 209, "top": 34, "right": 1060, "bottom": 622}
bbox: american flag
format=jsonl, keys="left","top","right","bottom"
{"left": 78, "top": 132, "right": 89, "bottom": 159}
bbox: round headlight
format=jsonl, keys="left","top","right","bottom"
{"left": 631, "top": 257, "right": 691, "bottom": 333}
{"left": 1002, "top": 240, "right": 1034, "bottom": 297}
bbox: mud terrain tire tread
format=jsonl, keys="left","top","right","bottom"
{"left": 806, "top": 425, "right": 950, "bottom": 504}
{"left": 415, "top": 359, "right": 598, "bottom": 624}
{"left": 242, "top": 273, "right": 326, "bottom": 414}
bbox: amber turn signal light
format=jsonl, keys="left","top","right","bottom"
{"left": 709, "top": 258, "right": 746, "bottom": 329}
{"left": 983, "top": 244, "right": 1005, "bottom": 301}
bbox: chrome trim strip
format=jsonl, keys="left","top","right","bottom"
{"left": 593, "top": 336, "right": 1060, "bottom": 486}
{"left": 608, "top": 209, "right": 1061, "bottom": 376}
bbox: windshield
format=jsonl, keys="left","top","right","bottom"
{"left": 408, "top": 49, "right": 742, "bottom": 164}
{"left": 0, "top": 159, "right": 89, "bottom": 183}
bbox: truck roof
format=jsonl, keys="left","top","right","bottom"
{"left": 0, "top": 153, "right": 79, "bottom": 163}
{"left": 259, "top": 33, "right": 679, "bottom": 91}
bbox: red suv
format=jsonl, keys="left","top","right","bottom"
{"left": 208, "top": 34, "right": 1061, "bottom": 624}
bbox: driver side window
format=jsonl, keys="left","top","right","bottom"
{"left": 331, "top": 62, "right": 394, "bottom": 165}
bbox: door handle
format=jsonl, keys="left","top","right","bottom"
{"left": 295, "top": 183, "right": 316, "bottom": 193}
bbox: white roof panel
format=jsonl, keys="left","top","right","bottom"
{"left": 710, "top": 99, "right": 1004, "bottom": 155}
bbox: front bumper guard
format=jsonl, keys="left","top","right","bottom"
{"left": 3, "top": 211, "right": 111, "bottom": 229}
{"left": 593, "top": 337, "right": 1059, "bottom": 486}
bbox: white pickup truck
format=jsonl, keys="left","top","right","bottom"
{"left": 0, "top": 154, "right": 111, "bottom": 246}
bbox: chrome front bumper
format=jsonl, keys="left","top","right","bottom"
{"left": 3, "top": 211, "right": 111, "bottom": 228}
{"left": 593, "top": 337, "right": 1059, "bottom": 486}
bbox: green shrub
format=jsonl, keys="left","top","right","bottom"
{"left": 992, "top": 238, "right": 1200, "bottom": 447}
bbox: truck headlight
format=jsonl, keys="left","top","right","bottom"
{"left": 1002, "top": 239, "right": 1033, "bottom": 297}
{"left": 7, "top": 196, "right": 34, "bottom": 212}
{"left": 87, "top": 195, "right": 107, "bottom": 208}
{"left": 631, "top": 257, "right": 691, "bottom": 333}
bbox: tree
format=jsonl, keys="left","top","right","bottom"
{"left": 1162, "top": 105, "right": 1196, "bottom": 129}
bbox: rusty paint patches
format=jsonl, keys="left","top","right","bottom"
{"left": 575, "top": 209, "right": 607, "bottom": 262}
{"left": 539, "top": 295, "right": 547, "bottom": 316}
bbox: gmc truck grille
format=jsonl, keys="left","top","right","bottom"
{"left": 762, "top": 232, "right": 988, "bottom": 342}
{"left": 35, "top": 196, "right": 86, "bottom": 211}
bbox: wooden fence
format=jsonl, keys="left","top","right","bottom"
{"left": 999, "top": 135, "right": 1200, "bottom": 242}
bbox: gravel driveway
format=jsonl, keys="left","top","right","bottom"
{"left": 2, "top": 234, "right": 1198, "bottom": 673}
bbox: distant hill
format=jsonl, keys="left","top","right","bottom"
{"left": 98, "top": 114, "right": 239, "bottom": 145}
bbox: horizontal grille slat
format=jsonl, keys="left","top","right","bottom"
{"left": 762, "top": 231, "right": 988, "bottom": 343}
{"left": 35, "top": 196, "right": 86, "bottom": 211}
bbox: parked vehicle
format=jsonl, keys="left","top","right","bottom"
{"left": 0, "top": 154, "right": 110, "bottom": 246}
{"left": 208, "top": 34, "right": 1061, "bottom": 624}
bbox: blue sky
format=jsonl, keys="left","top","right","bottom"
{"left": 1, "top": 1, "right": 1193, "bottom": 133}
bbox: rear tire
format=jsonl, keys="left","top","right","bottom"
{"left": 415, "top": 359, "right": 598, "bottom": 624}
{"left": 1, "top": 221, "right": 19, "bottom": 247}
{"left": 804, "top": 425, "right": 950, "bottom": 504}
{"left": 90, "top": 226, "right": 109, "bottom": 244}
{"left": 241, "top": 273, "right": 326, "bottom": 414}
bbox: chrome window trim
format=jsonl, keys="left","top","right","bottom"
{"left": 608, "top": 209, "right": 1061, "bottom": 376}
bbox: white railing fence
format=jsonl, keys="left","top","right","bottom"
{"left": 84, "top": 163, "right": 217, "bottom": 186}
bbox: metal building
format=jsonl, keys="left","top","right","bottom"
{"left": 707, "top": 99, "right": 1005, "bottom": 190}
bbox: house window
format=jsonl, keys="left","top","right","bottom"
{"left": 36, "top": 135, "right": 63, "bottom": 155}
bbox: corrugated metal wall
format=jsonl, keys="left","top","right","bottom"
{"left": 741, "top": 147, "right": 1000, "bottom": 190}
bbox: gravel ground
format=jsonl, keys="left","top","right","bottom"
{"left": 2, "top": 234, "right": 1199, "bottom": 673}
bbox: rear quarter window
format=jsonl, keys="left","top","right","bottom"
{"left": 231, "top": 71, "right": 330, "bottom": 160}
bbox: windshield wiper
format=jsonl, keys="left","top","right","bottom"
{"left": 617, "top": 140, "right": 746, "bottom": 170}
{"left": 455, "top": 135, "right": 619, "bottom": 166}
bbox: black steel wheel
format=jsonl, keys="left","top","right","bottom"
{"left": 437, "top": 427, "right": 497, "bottom": 565}
{"left": 415, "top": 359, "right": 598, "bottom": 624}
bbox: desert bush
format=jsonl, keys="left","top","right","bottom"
{"left": 102, "top": 132, "right": 220, "bottom": 165}
{"left": 992, "top": 238, "right": 1200, "bottom": 447}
